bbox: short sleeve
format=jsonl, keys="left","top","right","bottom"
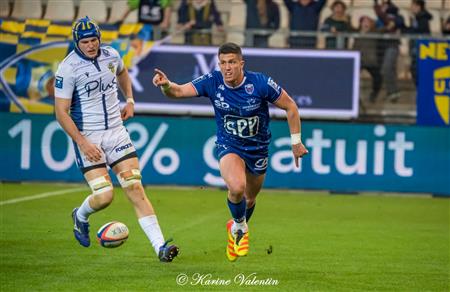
{"left": 190, "top": 72, "right": 215, "bottom": 98}
{"left": 113, "top": 48, "right": 124, "bottom": 73}
{"left": 117, "top": 58, "right": 124, "bottom": 74}
{"left": 54, "top": 62, "right": 75, "bottom": 99}
{"left": 105, "top": 46, "right": 124, "bottom": 74}
{"left": 261, "top": 73, "right": 282, "bottom": 103}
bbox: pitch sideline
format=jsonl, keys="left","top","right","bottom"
{"left": 0, "top": 187, "right": 87, "bottom": 206}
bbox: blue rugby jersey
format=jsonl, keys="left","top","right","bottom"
{"left": 191, "top": 70, "right": 283, "bottom": 150}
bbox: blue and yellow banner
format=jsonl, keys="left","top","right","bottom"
{"left": 0, "top": 18, "right": 152, "bottom": 114}
{"left": 417, "top": 40, "right": 450, "bottom": 126}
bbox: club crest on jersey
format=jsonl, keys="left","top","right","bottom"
{"left": 108, "top": 63, "right": 115, "bottom": 74}
{"left": 245, "top": 84, "right": 254, "bottom": 95}
{"left": 102, "top": 49, "right": 110, "bottom": 57}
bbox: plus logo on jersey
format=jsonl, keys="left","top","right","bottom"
{"left": 84, "top": 77, "right": 117, "bottom": 97}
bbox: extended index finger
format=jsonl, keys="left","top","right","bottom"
{"left": 154, "top": 68, "right": 166, "bottom": 77}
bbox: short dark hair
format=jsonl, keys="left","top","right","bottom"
{"left": 412, "top": 0, "right": 425, "bottom": 10}
{"left": 218, "top": 42, "right": 242, "bottom": 57}
{"left": 331, "top": 0, "right": 346, "bottom": 10}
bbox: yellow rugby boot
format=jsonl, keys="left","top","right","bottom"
{"left": 226, "top": 219, "right": 238, "bottom": 262}
{"left": 234, "top": 228, "right": 249, "bottom": 257}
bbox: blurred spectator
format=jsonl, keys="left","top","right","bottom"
{"left": 177, "top": 0, "right": 224, "bottom": 46}
{"left": 244, "top": 0, "right": 280, "bottom": 48}
{"left": 442, "top": 16, "right": 450, "bottom": 35}
{"left": 405, "top": 0, "right": 432, "bottom": 86}
{"left": 374, "top": 0, "right": 404, "bottom": 102}
{"left": 353, "top": 16, "right": 382, "bottom": 103}
{"left": 121, "top": 0, "right": 174, "bottom": 39}
{"left": 283, "top": 0, "right": 327, "bottom": 49}
{"left": 408, "top": 0, "right": 432, "bottom": 34}
{"left": 321, "top": 0, "right": 352, "bottom": 49}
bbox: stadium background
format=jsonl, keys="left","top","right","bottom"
{"left": 0, "top": 0, "right": 449, "bottom": 291}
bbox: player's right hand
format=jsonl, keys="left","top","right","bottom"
{"left": 152, "top": 68, "right": 169, "bottom": 87}
{"left": 79, "top": 140, "right": 102, "bottom": 162}
{"left": 292, "top": 142, "right": 308, "bottom": 168}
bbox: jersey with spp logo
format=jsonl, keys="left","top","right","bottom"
{"left": 54, "top": 46, "right": 124, "bottom": 131}
{"left": 192, "top": 70, "right": 282, "bottom": 150}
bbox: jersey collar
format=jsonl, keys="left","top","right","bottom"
{"left": 74, "top": 46, "right": 102, "bottom": 61}
{"left": 223, "top": 72, "right": 247, "bottom": 90}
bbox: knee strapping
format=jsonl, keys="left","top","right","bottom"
{"left": 88, "top": 175, "right": 113, "bottom": 195}
{"left": 117, "top": 169, "right": 142, "bottom": 188}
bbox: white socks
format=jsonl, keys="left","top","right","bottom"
{"left": 77, "top": 198, "right": 165, "bottom": 255}
{"left": 77, "top": 195, "right": 95, "bottom": 222}
{"left": 232, "top": 221, "right": 248, "bottom": 235}
{"left": 138, "top": 215, "right": 165, "bottom": 255}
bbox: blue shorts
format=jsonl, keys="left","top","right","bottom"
{"left": 216, "top": 143, "right": 269, "bottom": 175}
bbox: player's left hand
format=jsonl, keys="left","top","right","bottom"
{"left": 292, "top": 142, "right": 308, "bottom": 168}
{"left": 121, "top": 103, "right": 134, "bottom": 121}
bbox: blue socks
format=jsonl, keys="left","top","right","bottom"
{"left": 227, "top": 198, "right": 246, "bottom": 223}
{"left": 246, "top": 203, "right": 256, "bottom": 222}
{"left": 227, "top": 198, "right": 256, "bottom": 223}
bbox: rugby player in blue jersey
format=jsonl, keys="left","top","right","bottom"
{"left": 153, "top": 42, "right": 308, "bottom": 261}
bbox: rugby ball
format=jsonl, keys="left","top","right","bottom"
{"left": 96, "top": 221, "right": 129, "bottom": 248}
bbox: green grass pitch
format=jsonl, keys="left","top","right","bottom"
{"left": 0, "top": 182, "right": 449, "bottom": 291}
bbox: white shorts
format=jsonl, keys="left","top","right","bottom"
{"left": 72, "top": 124, "right": 137, "bottom": 173}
